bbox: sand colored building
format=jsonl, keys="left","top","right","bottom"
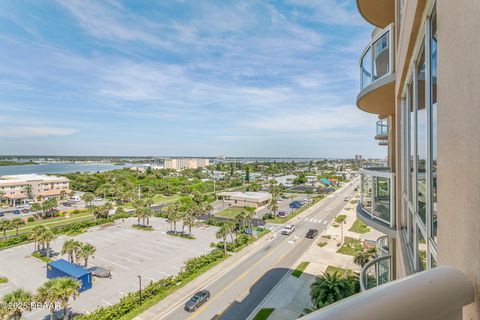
{"left": 0, "top": 174, "right": 71, "bottom": 205}
{"left": 305, "top": 1, "right": 480, "bottom": 319}
{"left": 164, "top": 158, "right": 210, "bottom": 170}
{"left": 217, "top": 192, "right": 271, "bottom": 208}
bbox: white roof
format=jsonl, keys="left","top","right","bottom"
{"left": 218, "top": 191, "right": 271, "bottom": 202}
{"left": 0, "top": 174, "right": 68, "bottom": 184}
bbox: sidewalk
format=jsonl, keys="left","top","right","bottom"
{"left": 250, "top": 188, "right": 384, "bottom": 320}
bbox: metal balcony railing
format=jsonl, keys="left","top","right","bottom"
{"left": 360, "top": 24, "right": 394, "bottom": 91}
{"left": 299, "top": 266, "right": 474, "bottom": 320}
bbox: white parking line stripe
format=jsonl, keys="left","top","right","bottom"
{"left": 158, "top": 271, "right": 171, "bottom": 276}
{"left": 318, "top": 219, "right": 323, "bottom": 223}
{"left": 157, "top": 237, "right": 185, "bottom": 245}
{"left": 98, "top": 257, "right": 129, "bottom": 270}
{"left": 103, "top": 300, "right": 112, "bottom": 306}
{"left": 111, "top": 254, "right": 141, "bottom": 264}
{"left": 126, "top": 251, "right": 152, "bottom": 260}
{"left": 135, "top": 247, "right": 163, "bottom": 256}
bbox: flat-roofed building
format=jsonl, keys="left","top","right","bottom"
{"left": 217, "top": 191, "right": 271, "bottom": 208}
{"left": 164, "top": 158, "right": 210, "bottom": 170}
{"left": 0, "top": 174, "right": 71, "bottom": 205}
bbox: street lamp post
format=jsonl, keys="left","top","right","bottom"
{"left": 138, "top": 275, "right": 142, "bottom": 305}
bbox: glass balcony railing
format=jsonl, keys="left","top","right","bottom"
{"left": 375, "top": 119, "right": 388, "bottom": 138}
{"left": 359, "top": 168, "right": 395, "bottom": 232}
{"left": 360, "top": 236, "right": 392, "bottom": 291}
{"left": 360, "top": 24, "right": 394, "bottom": 91}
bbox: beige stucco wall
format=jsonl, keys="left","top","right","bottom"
{"left": 437, "top": 1, "right": 480, "bottom": 318}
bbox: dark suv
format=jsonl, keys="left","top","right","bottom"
{"left": 305, "top": 229, "right": 318, "bottom": 239}
{"left": 184, "top": 290, "right": 210, "bottom": 312}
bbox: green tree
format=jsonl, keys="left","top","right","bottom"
{"left": 216, "top": 224, "right": 230, "bottom": 255}
{"left": 30, "top": 225, "right": 47, "bottom": 252}
{"left": 135, "top": 206, "right": 153, "bottom": 227}
{"left": 183, "top": 209, "right": 196, "bottom": 235}
{"left": 353, "top": 250, "right": 374, "bottom": 268}
{"left": 23, "top": 185, "right": 33, "bottom": 199}
{"left": 10, "top": 218, "right": 25, "bottom": 235}
{"left": 61, "top": 239, "right": 82, "bottom": 263}
{"left": 31, "top": 202, "right": 42, "bottom": 214}
{"left": 38, "top": 228, "right": 56, "bottom": 258}
{"left": 2, "top": 288, "right": 33, "bottom": 320}
{"left": 245, "top": 166, "right": 250, "bottom": 182}
{"left": 310, "top": 272, "right": 357, "bottom": 309}
{"left": 166, "top": 204, "right": 181, "bottom": 233}
{"left": 77, "top": 243, "right": 96, "bottom": 268}
{"left": 81, "top": 192, "right": 95, "bottom": 207}
{"left": 37, "top": 277, "right": 81, "bottom": 320}
{"left": 0, "top": 219, "right": 11, "bottom": 238}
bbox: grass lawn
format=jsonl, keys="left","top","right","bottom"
{"left": 253, "top": 308, "right": 275, "bottom": 320}
{"left": 348, "top": 219, "right": 371, "bottom": 234}
{"left": 336, "top": 236, "right": 362, "bottom": 256}
{"left": 217, "top": 207, "right": 245, "bottom": 218}
{"left": 31, "top": 252, "right": 52, "bottom": 263}
{"left": 317, "top": 241, "right": 327, "bottom": 248}
{"left": 325, "top": 266, "right": 355, "bottom": 276}
{"left": 292, "top": 261, "right": 309, "bottom": 278}
{"left": 5, "top": 211, "right": 94, "bottom": 237}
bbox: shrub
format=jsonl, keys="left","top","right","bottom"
{"left": 0, "top": 277, "right": 8, "bottom": 284}
{"left": 27, "top": 217, "right": 35, "bottom": 222}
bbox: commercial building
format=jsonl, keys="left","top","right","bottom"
{"left": 273, "top": 174, "right": 296, "bottom": 187}
{"left": 163, "top": 158, "right": 210, "bottom": 170}
{"left": 0, "top": 174, "right": 71, "bottom": 205}
{"left": 306, "top": 1, "right": 479, "bottom": 319}
{"left": 217, "top": 192, "right": 271, "bottom": 208}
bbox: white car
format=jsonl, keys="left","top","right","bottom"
{"left": 281, "top": 224, "right": 296, "bottom": 235}
{"left": 1, "top": 205, "right": 9, "bottom": 209}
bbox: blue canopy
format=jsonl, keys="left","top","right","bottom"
{"left": 48, "top": 259, "right": 90, "bottom": 277}
{"left": 320, "top": 178, "right": 331, "bottom": 186}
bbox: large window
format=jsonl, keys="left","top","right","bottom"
{"left": 373, "top": 176, "right": 391, "bottom": 223}
{"left": 417, "top": 43, "right": 427, "bottom": 226}
{"left": 361, "top": 175, "right": 372, "bottom": 212}
{"left": 400, "top": 2, "right": 437, "bottom": 273}
{"left": 430, "top": 6, "right": 438, "bottom": 244}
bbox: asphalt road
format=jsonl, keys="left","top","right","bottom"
{"left": 162, "top": 179, "right": 360, "bottom": 320}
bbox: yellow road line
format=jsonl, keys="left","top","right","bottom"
{"left": 188, "top": 235, "right": 304, "bottom": 320}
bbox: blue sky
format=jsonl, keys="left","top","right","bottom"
{"left": 0, "top": 0, "right": 384, "bottom": 158}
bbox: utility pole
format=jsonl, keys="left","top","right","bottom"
{"left": 138, "top": 275, "right": 142, "bottom": 304}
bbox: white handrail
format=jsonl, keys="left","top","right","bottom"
{"left": 300, "top": 266, "right": 473, "bottom": 320}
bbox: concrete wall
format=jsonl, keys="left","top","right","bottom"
{"left": 437, "top": 1, "right": 480, "bottom": 319}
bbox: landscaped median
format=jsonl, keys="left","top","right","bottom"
{"left": 252, "top": 308, "right": 275, "bottom": 320}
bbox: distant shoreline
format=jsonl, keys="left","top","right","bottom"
{"left": 0, "top": 161, "right": 38, "bottom": 167}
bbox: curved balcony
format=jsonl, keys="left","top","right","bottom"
{"left": 358, "top": 168, "right": 396, "bottom": 237}
{"left": 356, "top": 0, "right": 395, "bottom": 28}
{"left": 375, "top": 119, "right": 388, "bottom": 140}
{"left": 357, "top": 24, "right": 395, "bottom": 116}
{"left": 378, "top": 141, "right": 388, "bottom": 146}
{"left": 360, "top": 255, "right": 392, "bottom": 291}
{"left": 300, "top": 266, "right": 474, "bottom": 320}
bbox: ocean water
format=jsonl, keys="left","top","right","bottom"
{"left": 0, "top": 163, "right": 130, "bottom": 176}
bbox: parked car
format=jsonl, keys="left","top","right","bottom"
{"left": 277, "top": 211, "right": 287, "bottom": 217}
{"left": 0, "top": 212, "right": 4, "bottom": 217}
{"left": 305, "top": 229, "right": 319, "bottom": 239}
{"left": 184, "top": 290, "right": 210, "bottom": 312}
{"left": 94, "top": 197, "right": 103, "bottom": 201}
{"left": 1, "top": 205, "right": 9, "bottom": 209}
{"left": 281, "top": 224, "right": 295, "bottom": 235}
{"left": 88, "top": 266, "right": 111, "bottom": 278}
{"left": 12, "top": 210, "right": 21, "bottom": 215}
{"left": 62, "top": 202, "right": 72, "bottom": 207}
{"left": 21, "top": 209, "right": 29, "bottom": 213}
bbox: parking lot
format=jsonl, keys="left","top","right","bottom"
{"left": 0, "top": 217, "right": 218, "bottom": 318}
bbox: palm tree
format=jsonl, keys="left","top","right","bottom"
{"left": 243, "top": 207, "right": 255, "bottom": 230}
{"left": 216, "top": 224, "right": 230, "bottom": 255}
{"left": 39, "top": 228, "right": 56, "bottom": 258}
{"left": 2, "top": 288, "right": 33, "bottom": 320}
{"left": 30, "top": 225, "right": 47, "bottom": 252}
{"left": 166, "top": 204, "right": 180, "bottom": 233}
{"left": 310, "top": 272, "right": 357, "bottom": 309}
{"left": 10, "top": 218, "right": 25, "bottom": 235}
{"left": 23, "top": 185, "right": 33, "bottom": 200}
{"left": 59, "top": 190, "right": 67, "bottom": 201}
{"left": 54, "top": 277, "right": 81, "bottom": 320}
{"left": 31, "top": 202, "right": 42, "bottom": 214}
{"left": 81, "top": 192, "right": 95, "bottom": 207}
{"left": 225, "top": 222, "right": 236, "bottom": 243}
{"left": 37, "top": 277, "right": 81, "bottom": 320}
{"left": 354, "top": 250, "right": 374, "bottom": 268}
{"left": 0, "top": 219, "right": 11, "bottom": 238}
{"left": 77, "top": 243, "right": 96, "bottom": 268}
{"left": 61, "top": 239, "right": 81, "bottom": 263}
{"left": 36, "top": 279, "right": 58, "bottom": 320}
{"left": 183, "top": 210, "right": 196, "bottom": 235}
{"left": 235, "top": 211, "right": 247, "bottom": 229}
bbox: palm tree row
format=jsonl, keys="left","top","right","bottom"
{"left": 133, "top": 197, "right": 154, "bottom": 227}
{"left": 165, "top": 203, "right": 197, "bottom": 235}
{"left": 0, "top": 218, "right": 25, "bottom": 238}
{"left": 234, "top": 207, "right": 256, "bottom": 231}
{"left": 30, "top": 225, "right": 56, "bottom": 258}
{"left": 0, "top": 277, "right": 81, "bottom": 320}
{"left": 61, "top": 239, "right": 96, "bottom": 268}
{"left": 215, "top": 222, "right": 237, "bottom": 255}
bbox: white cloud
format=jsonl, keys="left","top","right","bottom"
{"left": 0, "top": 126, "right": 78, "bottom": 138}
